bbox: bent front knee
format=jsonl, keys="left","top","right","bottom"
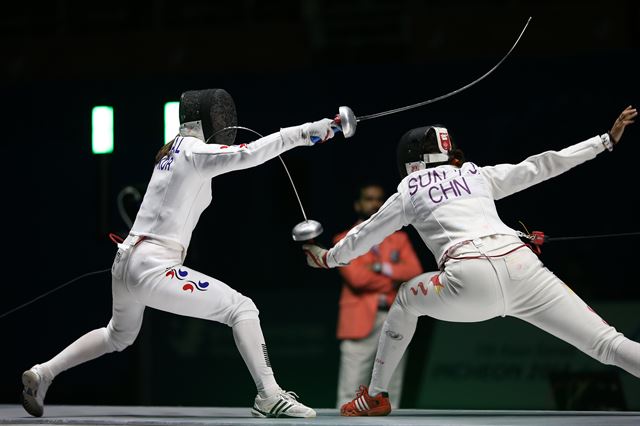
{"left": 228, "top": 295, "right": 260, "bottom": 326}
{"left": 393, "top": 282, "right": 418, "bottom": 317}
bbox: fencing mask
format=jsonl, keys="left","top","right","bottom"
{"left": 397, "top": 125, "right": 454, "bottom": 178}
{"left": 179, "top": 89, "right": 237, "bottom": 145}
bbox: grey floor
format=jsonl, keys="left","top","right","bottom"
{"left": 1, "top": 405, "right": 639, "bottom": 426}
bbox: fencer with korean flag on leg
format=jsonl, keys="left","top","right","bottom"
{"left": 21, "top": 89, "right": 336, "bottom": 419}
{"left": 303, "top": 106, "right": 639, "bottom": 416}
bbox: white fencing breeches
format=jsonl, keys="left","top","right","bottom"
{"left": 369, "top": 234, "right": 640, "bottom": 396}
{"left": 107, "top": 237, "right": 260, "bottom": 350}
{"left": 41, "top": 236, "right": 264, "bottom": 382}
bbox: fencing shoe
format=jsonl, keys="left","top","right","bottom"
{"left": 340, "top": 385, "right": 391, "bottom": 416}
{"left": 251, "top": 389, "right": 316, "bottom": 418}
{"left": 21, "top": 365, "right": 53, "bottom": 417}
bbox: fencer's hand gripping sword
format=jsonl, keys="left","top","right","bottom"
{"left": 320, "top": 17, "right": 532, "bottom": 141}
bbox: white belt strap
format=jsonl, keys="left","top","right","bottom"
{"left": 117, "top": 235, "right": 142, "bottom": 251}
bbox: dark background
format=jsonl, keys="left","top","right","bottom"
{"left": 2, "top": 0, "right": 639, "bottom": 410}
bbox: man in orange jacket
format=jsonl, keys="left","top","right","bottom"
{"left": 334, "top": 182, "right": 423, "bottom": 409}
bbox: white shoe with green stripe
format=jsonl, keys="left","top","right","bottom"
{"left": 251, "top": 390, "right": 316, "bottom": 418}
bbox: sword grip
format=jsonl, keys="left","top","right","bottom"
{"left": 310, "top": 119, "right": 343, "bottom": 144}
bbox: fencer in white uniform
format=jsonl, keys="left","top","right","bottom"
{"left": 304, "top": 106, "right": 639, "bottom": 416}
{"left": 21, "top": 89, "right": 335, "bottom": 418}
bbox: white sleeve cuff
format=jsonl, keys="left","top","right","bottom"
{"left": 600, "top": 133, "right": 614, "bottom": 152}
{"left": 280, "top": 125, "right": 313, "bottom": 146}
{"left": 326, "top": 250, "right": 340, "bottom": 268}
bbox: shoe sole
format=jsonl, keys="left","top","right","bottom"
{"left": 21, "top": 370, "right": 43, "bottom": 417}
{"left": 251, "top": 407, "right": 316, "bottom": 418}
{"left": 341, "top": 407, "right": 391, "bottom": 416}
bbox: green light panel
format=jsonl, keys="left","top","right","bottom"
{"left": 91, "top": 106, "right": 114, "bottom": 154}
{"left": 164, "top": 101, "right": 180, "bottom": 144}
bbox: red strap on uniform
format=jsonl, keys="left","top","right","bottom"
{"left": 108, "top": 233, "right": 124, "bottom": 244}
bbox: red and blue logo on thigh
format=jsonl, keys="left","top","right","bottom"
{"left": 165, "top": 267, "right": 210, "bottom": 293}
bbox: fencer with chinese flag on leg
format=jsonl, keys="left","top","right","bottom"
{"left": 303, "top": 106, "right": 639, "bottom": 416}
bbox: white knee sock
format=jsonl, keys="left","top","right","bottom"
{"left": 369, "top": 303, "right": 418, "bottom": 397}
{"left": 613, "top": 338, "right": 640, "bottom": 378}
{"left": 232, "top": 319, "right": 280, "bottom": 398}
{"left": 40, "top": 328, "right": 114, "bottom": 379}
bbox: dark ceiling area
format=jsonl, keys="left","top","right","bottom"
{"left": 4, "top": 1, "right": 638, "bottom": 81}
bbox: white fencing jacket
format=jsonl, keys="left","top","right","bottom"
{"left": 327, "top": 136, "right": 608, "bottom": 268}
{"left": 130, "top": 127, "right": 312, "bottom": 251}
